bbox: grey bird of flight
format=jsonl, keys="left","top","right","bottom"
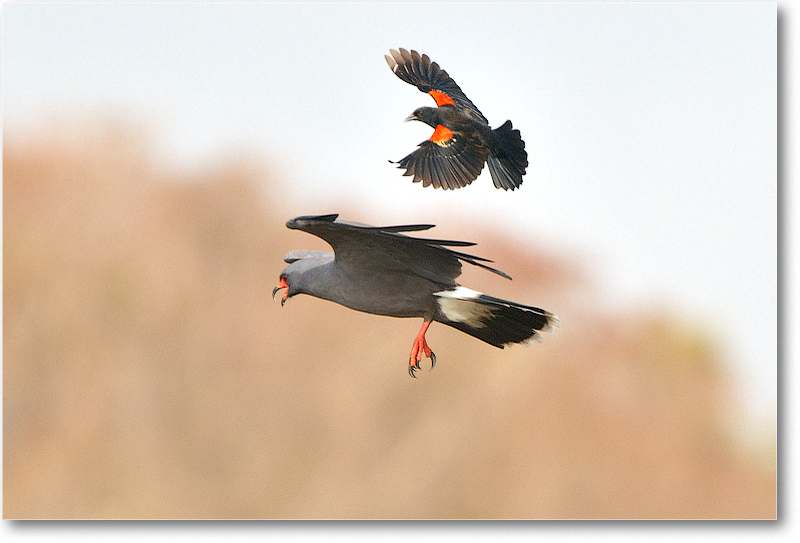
{"left": 273, "top": 214, "right": 557, "bottom": 377}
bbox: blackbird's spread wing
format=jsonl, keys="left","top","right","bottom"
{"left": 286, "top": 214, "right": 510, "bottom": 285}
{"left": 392, "top": 136, "right": 488, "bottom": 190}
{"left": 386, "top": 48, "right": 488, "bottom": 124}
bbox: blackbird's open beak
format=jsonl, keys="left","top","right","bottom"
{"left": 273, "top": 277, "right": 289, "bottom": 307}
{"left": 404, "top": 112, "right": 419, "bottom": 122}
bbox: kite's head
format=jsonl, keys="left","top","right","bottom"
{"left": 273, "top": 251, "right": 334, "bottom": 306}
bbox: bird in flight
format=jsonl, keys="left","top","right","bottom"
{"left": 386, "top": 48, "right": 529, "bottom": 191}
{"left": 274, "top": 214, "right": 557, "bottom": 377}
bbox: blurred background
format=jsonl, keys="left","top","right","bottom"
{"left": 3, "top": 2, "right": 776, "bottom": 519}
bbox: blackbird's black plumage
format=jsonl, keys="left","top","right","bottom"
{"left": 274, "top": 214, "right": 557, "bottom": 377}
{"left": 386, "top": 48, "right": 529, "bottom": 191}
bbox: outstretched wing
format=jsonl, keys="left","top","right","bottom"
{"left": 392, "top": 133, "right": 488, "bottom": 190}
{"left": 386, "top": 48, "right": 488, "bottom": 124}
{"left": 283, "top": 250, "right": 331, "bottom": 264}
{"left": 285, "top": 214, "right": 510, "bottom": 285}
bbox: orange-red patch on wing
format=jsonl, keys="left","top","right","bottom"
{"left": 429, "top": 124, "right": 454, "bottom": 145}
{"left": 428, "top": 90, "right": 456, "bottom": 107}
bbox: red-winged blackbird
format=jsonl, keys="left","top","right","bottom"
{"left": 386, "top": 48, "right": 528, "bottom": 191}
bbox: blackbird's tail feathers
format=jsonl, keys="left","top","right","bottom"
{"left": 487, "top": 120, "right": 528, "bottom": 190}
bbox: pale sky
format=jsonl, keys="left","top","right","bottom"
{"left": 3, "top": 2, "right": 777, "bottom": 423}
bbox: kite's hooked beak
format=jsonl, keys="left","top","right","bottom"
{"left": 273, "top": 276, "right": 289, "bottom": 307}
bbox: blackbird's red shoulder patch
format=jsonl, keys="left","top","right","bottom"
{"left": 428, "top": 90, "right": 456, "bottom": 107}
{"left": 429, "top": 124, "right": 454, "bottom": 145}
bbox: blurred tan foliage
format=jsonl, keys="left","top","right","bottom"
{"left": 3, "top": 120, "right": 775, "bottom": 518}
